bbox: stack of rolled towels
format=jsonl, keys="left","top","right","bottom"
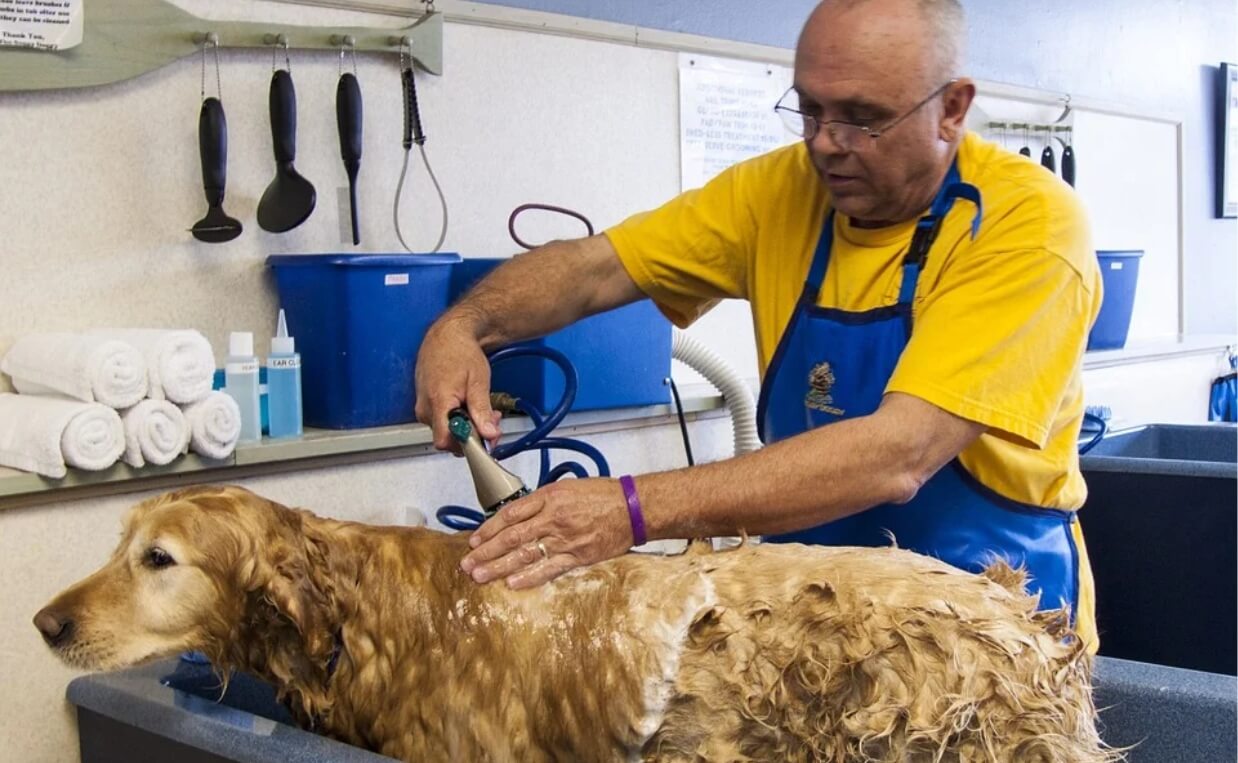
{"left": 0, "top": 330, "right": 242, "bottom": 478}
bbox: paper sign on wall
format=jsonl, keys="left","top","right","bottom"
{"left": 0, "top": 0, "right": 83, "bottom": 51}
{"left": 678, "top": 53, "right": 796, "bottom": 191}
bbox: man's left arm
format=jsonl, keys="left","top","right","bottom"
{"left": 460, "top": 392, "right": 983, "bottom": 588}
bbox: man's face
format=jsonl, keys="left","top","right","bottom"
{"left": 793, "top": 2, "right": 957, "bottom": 224}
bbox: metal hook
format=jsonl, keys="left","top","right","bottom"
{"left": 199, "top": 33, "right": 221, "bottom": 100}
{"left": 265, "top": 34, "right": 290, "bottom": 72}
{"left": 1053, "top": 94, "right": 1072, "bottom": 124}
{"left": 394, "top": 36, "right": 412, "bottom": 72}
{"left": 333, "top": 34, "right": 358, "bottom": 77}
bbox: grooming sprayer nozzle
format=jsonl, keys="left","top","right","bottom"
{"left": 447, "top": 408, "right": 530, "bottom": 516}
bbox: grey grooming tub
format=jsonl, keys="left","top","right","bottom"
{"left": 68, "top": 654, "right": 1236, "bottom": 762}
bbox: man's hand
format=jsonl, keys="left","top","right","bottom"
{"left": 459, "top": 479, "right": 634, "bottom": 589}
{"left": 414, "top": 316, "right": 501, "bottom": 450}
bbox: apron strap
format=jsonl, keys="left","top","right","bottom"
{"left": 804, "top": 209, "right": 836, "bottom": 294}
{"left": 805, "top": 159, "right": 983, "bottom": 301}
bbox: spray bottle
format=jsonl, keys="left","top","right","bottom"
{"left": 266, "top": 309, "right": 303, "bottom": 439}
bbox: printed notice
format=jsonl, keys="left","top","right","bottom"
{"left": 0, "top": 0, "right": 83, "bottom": 51}
{"left": 679, "top": 53, "right": 796, "bottom": 190}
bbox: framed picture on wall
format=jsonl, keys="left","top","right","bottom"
{"left": 1220, "top": 62, "right": 1238, "bottom": 218}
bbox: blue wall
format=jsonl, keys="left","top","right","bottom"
{"left": 476, "top": 0, "right": 1238, "bottom": 334}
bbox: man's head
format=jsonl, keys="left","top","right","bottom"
{"left": 792, "top": 0, "right": 975, "bottom": 225}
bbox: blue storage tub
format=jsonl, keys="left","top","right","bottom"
{"left": 450, "top": 258, "right": 672, "bottom": 412}
{"left": 267, "top": 254, "right": 461, "bottom": 429}
{"left": 1087, "top": 250, "right": 1143, "bottom": 351}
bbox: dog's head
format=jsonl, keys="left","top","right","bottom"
{"left": 33, "top": 485, "right": 338, "bottom": 675}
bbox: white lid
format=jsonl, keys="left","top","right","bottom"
{"left": 229, "top": 331, "right": 254, "bottom": 358}
{"left": 271, "top": 309, "right": 295, "bottom": 354}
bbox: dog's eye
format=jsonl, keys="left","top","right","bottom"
{"left": 144, "top": 547, "right": 176, "bottom": 569}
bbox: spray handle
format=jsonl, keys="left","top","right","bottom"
{"left": 402, "top": 67, "right": 426, "bottom": 149}
{"left": 448, "top": 407, "right": 529, "bottom": 515}
{"left": 447, "top": 407, "right": 476, "bottom": 445}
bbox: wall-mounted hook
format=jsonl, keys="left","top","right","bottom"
{"left": 266, "top": 34, "right": 291, "bottom": 72}
{"left": 1053, "top": 94, "right": 1072, "bottom": 124}
{"left": 335, "top": 34, "right": 358, "bottom": 76}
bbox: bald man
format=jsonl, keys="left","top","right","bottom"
{"left": 416, "top": 0, "right": 1101, "bottom": 651}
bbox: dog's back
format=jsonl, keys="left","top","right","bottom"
{"left": 358, "top": 533, "right": 1110, "bottom": 762}
{"left": 638, "top": 543, "right": 1108, "bottom": 762}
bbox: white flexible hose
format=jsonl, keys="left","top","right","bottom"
{"left": 671, "top": 330, "right": 761, "bottom": 457}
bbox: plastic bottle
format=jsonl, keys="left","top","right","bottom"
{"left": 225, "top": 331, "right": 261, "bottom": 443}
{"left": 266, "top": 310, "right": 303, "bottom": 439}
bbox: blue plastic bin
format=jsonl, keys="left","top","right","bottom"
{"left": 450, "top": 258, "right": 672, "bottom": 412}
{"left": 266, "top": 254, "right": 461, "bottom": 429}
{"left": 1087, "top": 250, "right": 1143, "bottom": 351}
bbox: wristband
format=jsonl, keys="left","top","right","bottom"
{"left": 619, "top": 474, "right": 647, "bottom": 547}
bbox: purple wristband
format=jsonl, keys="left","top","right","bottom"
{"left": 619, "top": 474, "right": 647, "bottom": 547}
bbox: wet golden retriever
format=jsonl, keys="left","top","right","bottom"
{"left": 35, "top": 485, "right": 1118, "bottom": 762}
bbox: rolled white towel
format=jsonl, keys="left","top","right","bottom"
{"left": 181, "top": 391, "right": 241, "bottom": 460}
{"left": 121, "top": 399, "right": 190, "bottom": 468}
{"left": 91, "top": 330, "right": 215, "bottom": 404}
{"left": 1, "top": 333, "right": 148, "bottom": 409}
{"left": 0, "top": 393, "right": 124, "bottom": 478}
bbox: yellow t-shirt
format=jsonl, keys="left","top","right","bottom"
{"left": 605, "top": 131, "right": 1101, "bottom": 650}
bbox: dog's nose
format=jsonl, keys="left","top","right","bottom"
{"left": 33, "top": 607, "right": 74, "bottom": 647}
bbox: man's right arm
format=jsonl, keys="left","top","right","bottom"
{"left": 415, "top": 234, "right": 645, "bottom": 449}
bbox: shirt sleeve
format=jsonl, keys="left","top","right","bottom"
{"left": 604, "top": 158, "right": 758, "bottom": 328}
{"left": 886, "top": 245, "right": 1098, "bottom": 449}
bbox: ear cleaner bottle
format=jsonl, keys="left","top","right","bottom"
{"left": 225, "top": 331, "right": 262, "bottom": 443}
{"left": 266, "top": 309, "right": 303, "bottom": 439}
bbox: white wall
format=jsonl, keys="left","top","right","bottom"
{"left": 0, "top": 2, "right": 682, "bottom": 374}
{"left": 1083, "top": 352, "right": 1229, "bottom": 431}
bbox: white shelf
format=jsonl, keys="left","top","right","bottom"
{"left": 1083, "top": 334, "right": 1234, "bottom": 369}
{"left": 0, "top": 386, "right": 727, "bottom": 509}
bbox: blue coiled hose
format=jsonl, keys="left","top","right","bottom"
{"left": 1077, "top": 410, "right": 1108, "bottom": 455}
{"left": 435, "top": 346, "right": 609, "bottom": 531}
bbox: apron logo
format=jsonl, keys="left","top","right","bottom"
{"left": 805, "top": 362, "right": 845, "bottom": 416}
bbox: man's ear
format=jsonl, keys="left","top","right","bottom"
{"left": 939, "top": 78, "right": 976, "bottom": 143}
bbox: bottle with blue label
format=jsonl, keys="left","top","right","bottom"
{"left": 266, "top": 309, "right": 303, "bottom": 439}
{"left": 225, "top": 331, "right": 262, "bottom": 443}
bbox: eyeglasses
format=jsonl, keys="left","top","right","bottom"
{"left": 774, "top": 80, "right": 957, "bottom": 151}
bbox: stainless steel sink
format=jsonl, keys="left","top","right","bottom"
{"left": 1081, "top": 423, "right": 1237, "bottom": 478}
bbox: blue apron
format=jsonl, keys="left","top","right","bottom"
{"left": 757, "top": 161, "right": 1080, "bottom": 616}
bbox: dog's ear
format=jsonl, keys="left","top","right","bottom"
{"left": 257, "top": 525, "right": 337, "bottom": 668}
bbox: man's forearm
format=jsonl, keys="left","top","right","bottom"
{"left": 444, "top": 235, "right": 644, "bottom": 350}
{"left": 639, "top": 393, "right": 984, "bottom": 539}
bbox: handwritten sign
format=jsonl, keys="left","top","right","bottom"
{"left": 678, "top": 53, "right": 795, "bottom": 190}
{"left": 0, "top": 0, "right": 82, "bottom": 51}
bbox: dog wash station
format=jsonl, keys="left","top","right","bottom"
{"left": 3, "top": 1, "right": 1236, "bottom": 761}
